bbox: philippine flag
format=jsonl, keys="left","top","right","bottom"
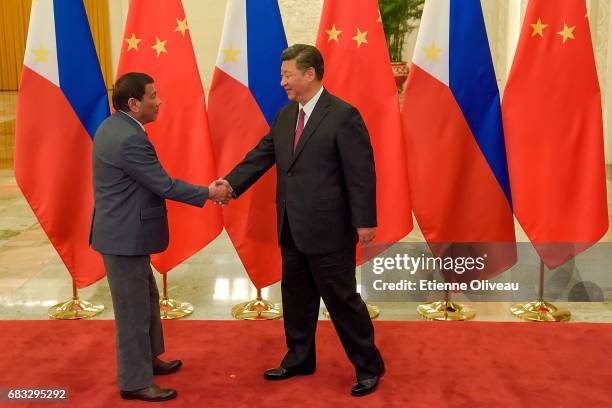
{"left": 208, "top": 0, "right": 288, "bottom": 289}
{"left": 14, "top": 0, "right": 109, "bottom": 288}
{"left": 401, "top": 0, "right": 516, "bottom": 275}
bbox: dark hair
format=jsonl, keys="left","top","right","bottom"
{"left": 112, "top": 72, "right": 154, "bottom": 111}
{"left": 281, "top": 44, "right": 324, "bottom": 80}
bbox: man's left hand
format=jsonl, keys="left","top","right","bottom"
{"left": 357, "top": 227, "right": 376, "bottom": 245}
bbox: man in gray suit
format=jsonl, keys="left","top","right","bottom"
{"left": 90, "top": 72, "right": 231, "bottom": 402}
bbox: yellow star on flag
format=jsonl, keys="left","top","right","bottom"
{"left": 32, "top": 42, "right": 50, "bottom": 63}
{"left": 175, "top": 18, "right": 189, "bottom": 37}
{"left": 222, "top": 44, "right": 241, "bottom": 63}
{"left": 125, "top": 32, "right": 142, "bottom": 51}
{"left": 530, "top": 18, "right": 547, "bottom": 37}
{"left": 557, "top": 23, "right": 576, "bottom": 43}
{"left": 151, "top": 37, "right": 168, "bottom": 57}
{"left": 352, "top": 28, "right": 368, "bottom": 48}
{"left": 423, "top": 40, "right": 443, "bottom": 62}
{"left": 326, "top": 25, "right": 342, "bottom": 43}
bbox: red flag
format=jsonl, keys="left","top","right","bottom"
{"left": 502, "top": 0, "right": 608, "bottom": 268}
{"left": 116, "top": 0, "right": 222, "bottom": 272}
{"left": 316, "top": 0, "right": 412, "bottom": 261}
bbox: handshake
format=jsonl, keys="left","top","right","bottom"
{"left": 208, "top": 179, "right": 233, "bottom": 205}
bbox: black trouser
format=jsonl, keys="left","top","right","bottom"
{"left": 102, "top": 254, "right": 164, "bottom": 391}
{"left": 279, "top": 219, "right": 384, "bottom": 380}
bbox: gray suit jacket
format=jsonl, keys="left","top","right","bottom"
{"left": 90, "top": 112, "right": 209, "bottom": 255}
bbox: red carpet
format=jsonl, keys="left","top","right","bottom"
{"left": 0, "top": 320, "right": 610, "bottom": 407}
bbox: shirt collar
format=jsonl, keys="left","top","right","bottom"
{"left": 118, "top": 110, "right": 145, "bottom": 132}
{"left": 299, "top": 86, "right": 324, "bottom": 118}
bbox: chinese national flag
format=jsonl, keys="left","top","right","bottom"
{"left": 316, "top": 0, "right": 413, "bottom": 262}
{"left": 502, "top": 0, "right": 608, "bottom": 268}
{"left": 116, "top": 0, "right": 222, "bottom": 272}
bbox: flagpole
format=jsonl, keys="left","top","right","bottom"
{"left": 231, "top": 287, "right": 282, "bottom": 320}
{"left": 159, "top": 273, "right": 193, "bottom": 319}
{"left": 48, "top": 279, "right": 104, "bottom": 319}
{"left": 509, "top": 260, "right": 571, "bottom": 322}
{"left": 417, "top": 290, "right": 476, "bottom": 321}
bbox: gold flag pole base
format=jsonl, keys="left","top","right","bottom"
{"left": 159, "top": 274, "right": 193, "bottom": 320}
{"left": 322, "top": 302, "right": 380, "bottom": 320}
{"left": 366, "top": 303, "right": 380, "bottom": 319}
{"left": 417, "top": 300, "right": 475, "bottom": 321}
{"left": 48, "top": 281, "right": 104, "bottom": 320}
{"left": 231, "top": 288, "right": 282, "bottom": 320}
{"left": 509, "top": 260, "right": 571, "bottom": 322}
{"left": 509, "top": 300, "right": 571, "bottom": 322}
{"left": 159, "top": 298, "right": 194, "bottom": 320}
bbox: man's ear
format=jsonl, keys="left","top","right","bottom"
{"left": 306, "top": 67, "right": 316, "bottom": 82}
{"left": 127, "top": 97, "right": 140, "bottom": 113}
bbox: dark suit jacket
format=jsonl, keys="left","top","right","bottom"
{"left": 225, "top": 89, "right": 376, "bottom": 254}
{"left": 90, "top": 112, "right": 209, "bottom": 256}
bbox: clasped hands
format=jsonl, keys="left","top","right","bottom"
{"left": 208, "top": 179, "right": 233, "bottom": 205}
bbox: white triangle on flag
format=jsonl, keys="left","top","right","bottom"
{"left": 215, "top": 0, "right": 249, "bottom": 87}
{"left": 412, "top": 0, "right": 450, "bottom": 86}
{"left": 23, "top": 0, "right": 60, "bottom": 87}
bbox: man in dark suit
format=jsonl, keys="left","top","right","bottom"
{"left": 90, "top": 72, "right": 231, "bottom": 402}
{"left": 223, "top": 44, "right": 385, "bottom": 397}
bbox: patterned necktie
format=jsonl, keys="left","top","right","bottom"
{"left": 293, "top": 108, "right": 305, "bottom": 151}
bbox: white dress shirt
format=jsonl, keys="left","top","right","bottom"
{"left": 297, "top": 85, "right": 324, "bottom": 129}
{"left": 119, "top": 110, "right": 146, "bottom": 132}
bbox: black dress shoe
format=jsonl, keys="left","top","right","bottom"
{"left": 351, "top": 376, "right": 380, "bottom": 397}
{"left": 263, "top": 366, "right": 315, "bottom": 381}
{"left": 153, "top": 356, "right": 182, "bottom": 375}
{"left": 120, "top": 383, "right": 177, "bottom": 402}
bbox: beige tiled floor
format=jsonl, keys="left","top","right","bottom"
{"left": 1, "top": 87, "right": 612, "bottom": 322}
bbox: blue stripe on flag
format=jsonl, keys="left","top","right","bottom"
{"left": 53, "top": 0, "right": 109, "bottom": 139}
{"left": 246, "top": 0, "right": 289, "bottom": 126}
{"left": 449, "top": 0, "right": 512, "bottom": 205}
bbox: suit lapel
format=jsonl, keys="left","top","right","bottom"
{"left": 281, "top": 103, "right": 300, "bottom": 161}
{"left": 289, "top": 89, "right": 331, "bottom": 169}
